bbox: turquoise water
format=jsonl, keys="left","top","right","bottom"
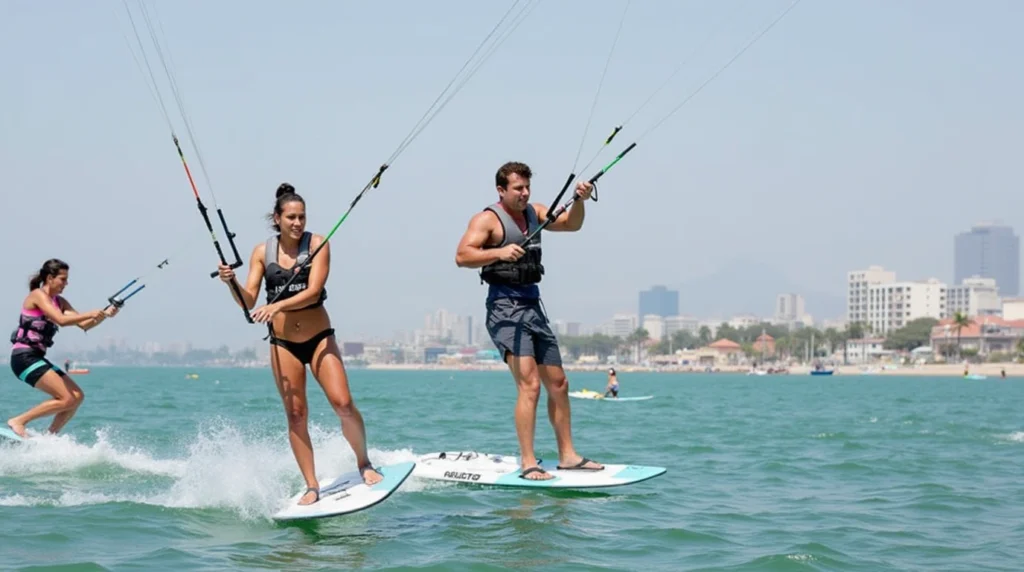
{"left": 2, "top": 368, "right": 1022, "bottom": 571}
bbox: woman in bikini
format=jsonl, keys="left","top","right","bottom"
{"left": 8, "top": 259, "right": 119, "bottom": 437}
{"left": 217, "top": 183, "right": 382, "bottom": 506}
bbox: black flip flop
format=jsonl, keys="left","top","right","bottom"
{"left": 519, "top": 466, "right": 553, "bottom": 480}
{"left": 359, "top": 464, "right": 383, "bottom": 484}
{"left": 556, "top": 457, "right": 604, "bottom": 471}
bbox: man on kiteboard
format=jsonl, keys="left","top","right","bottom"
{"left": 454, "top": 161, "right": 604, "bottom": 481}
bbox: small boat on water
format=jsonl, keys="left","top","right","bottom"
{"left": 810, "top": 362, "right": 834, "bottom": 376}
{"left": 64, "top": 362, "right": 89, "bottom": 374}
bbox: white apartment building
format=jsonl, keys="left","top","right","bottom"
{"left": 945, "top": 276, "right": 1001, "bottom": 318}
{"left": 699, "top": 320, "right": 721, "bottom": 337}
{"left": 728, "top": 314, "right": 761, "bottom": 329}
{"left": 848, "top": 266, "right": 897, "bottom": 324}
{"left": 866, "top": 278, "right": 946, "bottom": 335}
{"left": 664, "top": 315, "right": 699, "bottom": 337}
{"left": 609, "top": 314, "right": 638, "bottom": 338}
{"left": 642, "top": 315, "right": 665, "bottom": 340}
{"left": 1004, "top": 298, "right": 1024, "bottom": 321}
{"left": 551, "top": 320, "right": 567, "bottom": 336}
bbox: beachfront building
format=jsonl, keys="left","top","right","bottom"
{"left": 752, "top": 333, "right": 776, "bottom": 358}
{"left": 945, "top": 277, "right": 1001, "bottom": 318}
{"left": 704, "top": 338, "right": 743, "bottom": 366}
{"left": 843, "top": 338, "right": 888, "bottom": 364}
{"left": 929, "top": 316, "right": 1024, "bottom": 358}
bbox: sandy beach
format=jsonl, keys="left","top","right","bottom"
{"left": 364, "top": 362, "right": 1021, "bottom": 377}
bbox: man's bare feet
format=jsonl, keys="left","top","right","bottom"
{"left": 556, "top": 456, "right": 604, "bottom": 471}
{"left": 6, "top": 419, "right": 26, "bottom": 438}
{"left": 519, "top": 466, "right": 554, "bottom": 481}
{"left": 297, "top": 486, "right": 319, "bottom": 506}
{"left": 360, "top": 464, "right": 383, "bottom": 486}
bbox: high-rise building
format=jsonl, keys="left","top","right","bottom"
{"left": 847, "top": 266, "right": 897, "bottom": 324}
{"left": 954, "top": 222, "right": 1020, "bottom": 296}
{"left": 866, "top": 278, "right": 946, "bottom": 335}
{"left": 775, "top": 293, "right": 806, "bottom": 321}
{"left": 638, "top": 285, "right": 679, "bottom": 318}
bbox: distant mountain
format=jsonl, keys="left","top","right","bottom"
{"left": 673, "top": 259, "right": 845, "bottom": 321}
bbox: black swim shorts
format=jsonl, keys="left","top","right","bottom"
{"left": 485, "top": 297, "right": 562, "bottom": 366}
{"left": 10, "top": 348, "right": 63, "bottom": 387}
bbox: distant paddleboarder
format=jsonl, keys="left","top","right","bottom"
{"left": 7, "top": 259, "right": 119, "bottom": 437}
{"left": 604, "top": 368, "right": 619, "bottom": 398}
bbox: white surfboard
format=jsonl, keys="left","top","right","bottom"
{"left": 272, "top": 461, "right": 415, "bottom": 522}
{"left": 413, "top": 451, "right": 666, "bottom": 489}
{"left": 569, "top": 390, "right": 653, "bottom": 402}
{"left": 0, "top": 426, "right": 24, "bottom": 442}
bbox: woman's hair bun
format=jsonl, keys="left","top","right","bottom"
{"left": 276, "top": 182, "right": 296, "bottom": 198}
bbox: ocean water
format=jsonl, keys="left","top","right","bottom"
{"left": 1, "top": 367, "right": 1022, "bottom": 571}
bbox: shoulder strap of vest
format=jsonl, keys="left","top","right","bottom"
{"left": 525, "top": 204, "right": 539, "bottom": 230}
{"left": 265, "top": 235, "right": 279, "bottom": 266}
{"left": 483, "top": 205, "right": 509, "bottom": 247}
{"left": 296, "top": 232, "right": 312, "bottom": 266}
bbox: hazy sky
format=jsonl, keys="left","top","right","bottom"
{"left": 2, "top": 0, "right": 1022, "bottom": 349}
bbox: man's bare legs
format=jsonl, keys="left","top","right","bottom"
{"left": 506, "top": 355, "right": 603, "bottom": 480}
{"left": 507, "top": 354, "right": 551, "bottom": 480}
{"left": 538, "top": 364, "right": 603, "bottom": 470}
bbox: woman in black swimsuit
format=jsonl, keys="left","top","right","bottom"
{"left": 217, "top": 183, "right": 381, "bottom": 506}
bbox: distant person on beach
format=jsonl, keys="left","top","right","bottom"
{"left": 604, "top": 368, "right": 619, "bottom": 398}
{"left": 7, "top": 259, "right": 118, "bottom": 437}
{"left": 455, "top": 161, "right": 604, "bottom": 481}
{"left": 217, "top": 183, "right": 381, "bottom": 506}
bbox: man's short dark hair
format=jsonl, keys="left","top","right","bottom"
{"left": 496, "top": 161, "right": 532, "bottom": 188}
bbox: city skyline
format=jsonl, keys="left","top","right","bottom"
{"left": 49, "top": 216, "right": 1024, "bottom": 353}
{"left": 4, "top": 2, "right": 1023, "bottom": 349}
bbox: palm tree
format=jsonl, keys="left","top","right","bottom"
{"left": 824, "top": 327, "right": 842, "bottom": 357}
{"left": 952, "top": 312, "right": 973, "bottom": 361}
{"left": 631, "top": 328, "right": 650, "bottom": 364}
{"left": 619, "top": 333, "right": 636, "bottom": 363}
{"left": 698, "top": 325, "right": 712, "bottom": 346}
